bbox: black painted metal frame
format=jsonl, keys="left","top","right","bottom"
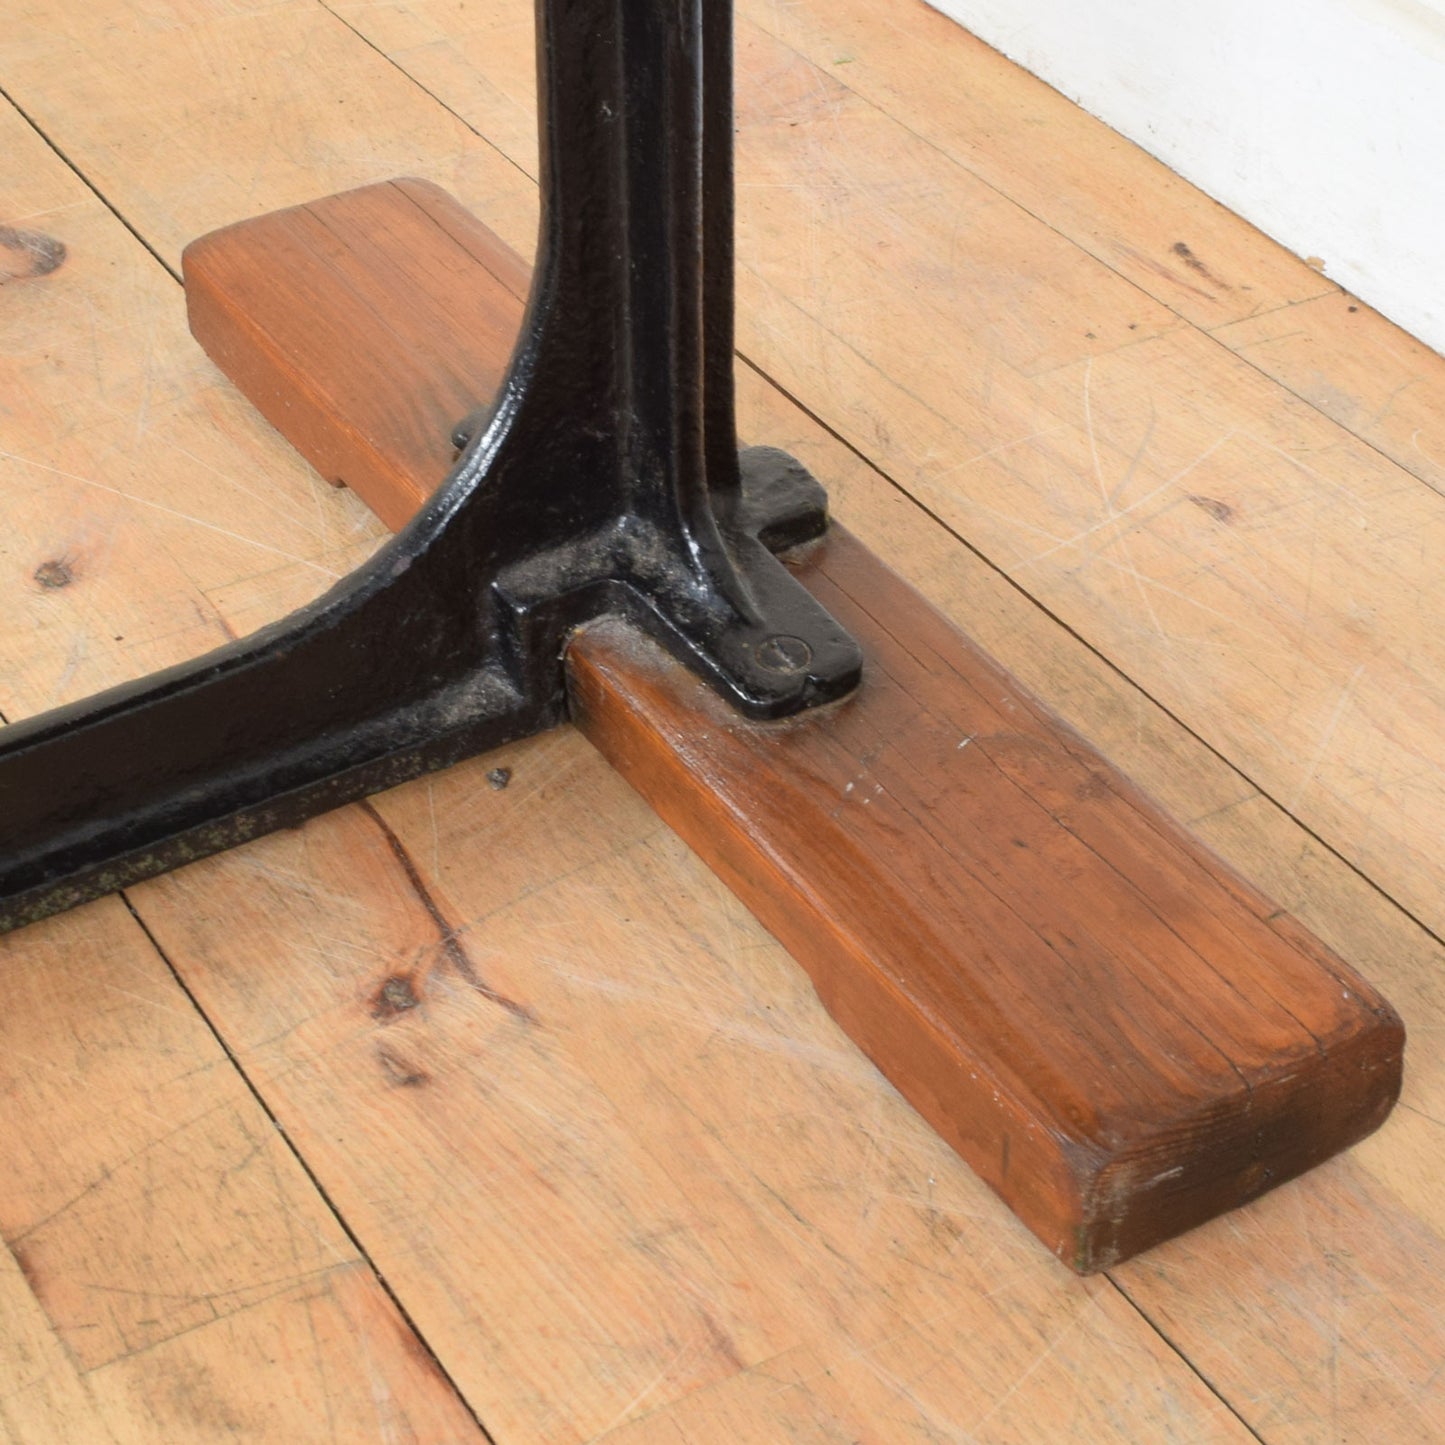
{"left": 0, "top": 0, "right": 862, "bottom": 934}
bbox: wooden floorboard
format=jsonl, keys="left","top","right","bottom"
{"left": 0, "top": 0, "right": 1441, "bottom": 1438}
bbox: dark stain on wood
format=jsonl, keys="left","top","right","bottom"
{"left": 1171, "top": 240, "right": 1231, "bottom": 291}
{"left": 371, "top": 973, "right": 421, "bottom": 1022}
{"left": 377, "top": 1045, "right": 430, "bottom": 1088}
{"left": 33, "top": 559, "right": 75, "bottom": 589}
{"left": 0, "top": 227, "right": 67, "bottom": 283}
{"left": 697, "top": 1307, "right": 746, "bottom": 1372}
{"left": 155, "top": 1357, "right": 256, "bottom": 1435}
{"left": 360, "top": 800, "right": 539, "bottom": 1025}
{"left": 1188, "top": 494, "right": 1236, "bottom": 524}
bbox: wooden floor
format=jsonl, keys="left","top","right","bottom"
{"left": 0, "top": 0, "right": 1441, "bottom": 1439}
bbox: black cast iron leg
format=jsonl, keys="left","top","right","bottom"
{"left": 0, "top": 0, "right": 862, "bottom": 936}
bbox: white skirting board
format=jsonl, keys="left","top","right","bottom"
{"left": 927, "top": 0, "right": 1445, "bottom": 355}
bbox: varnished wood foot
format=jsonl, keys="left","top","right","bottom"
{"left": 182, "top": 179, "right": 1403, "bottom": 1271}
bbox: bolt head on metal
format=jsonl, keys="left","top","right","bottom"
{"left": 756, "top": 635, "right": 813, "bottom": 674}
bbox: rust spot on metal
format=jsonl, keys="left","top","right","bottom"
{"left": 0, "top": 227, "right": 67, "bottom": 282}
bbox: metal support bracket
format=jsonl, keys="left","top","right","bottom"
{"left": 0, "top": 0, "right": 863, "bottom": 934}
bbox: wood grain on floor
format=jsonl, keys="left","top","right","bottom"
{"left": 1, "top": 0, "right": 1442, "bottom": 1438}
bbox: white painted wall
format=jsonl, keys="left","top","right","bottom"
{"left": 927, "top": 0, "right": 1445, "bottom": 354}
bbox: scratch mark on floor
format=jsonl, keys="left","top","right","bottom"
{"left": 1288, "top": 663, "right": 1366, "bottom": 810}
{"left": 0, "top": 447, "right": 341, "bottom": 577}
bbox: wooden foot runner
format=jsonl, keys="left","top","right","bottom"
{"left": 182, "top": 179, "right": 1403, "bottom": 1272}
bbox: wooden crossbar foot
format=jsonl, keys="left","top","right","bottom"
{"left": 183, "top": 179, "right": 1403, "bottom": 1272}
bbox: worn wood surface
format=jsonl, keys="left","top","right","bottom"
{"left": 184, "top": 178, "right": 1402, "bottom": 1273}
{"left": 184, "top": 178, "right": 529, "bottom": 532}
{"left": 1, "top": 0, "right": 1443, "bottom": 1436}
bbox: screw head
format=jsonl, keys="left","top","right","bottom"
{"left": 755, "top": 634, "right": 813, "bottom": 674}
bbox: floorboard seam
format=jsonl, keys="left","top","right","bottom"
{"left": 1107, "top": 1274, "right": 1268, "bottom": 1442}
{"left": 740, "top": 354, "right": 1445, "bottom": 957}
{"left": 0, "top": 83, "right": 180, "bottom": 284}
{"left": 119, "top": 893, "right": 501, "bottom": 1445}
